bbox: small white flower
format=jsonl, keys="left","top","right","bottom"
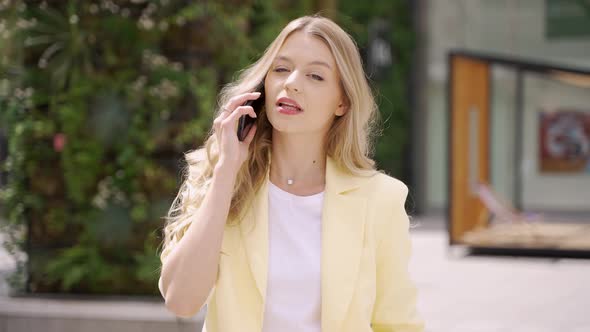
{"left": 92, "top": 195, "right": 107, "bottom": 210}
{"left": 17, "top": 19, "right": 28, "bottom": 29}
{"left": 69, "top": 15, "right": 79, "bottom": 25}
{"left": 138, "top": 16, "right": 154, "bottom": 30}
{"left": 89, "top": 4, "right": 99, "bottom": 14}
{"left": 159, "top": 21, "right": 168, "bottom": 31}
{"left": 152, "top": 54, "right": 166, "bottom": 66}
{"left": 171, "top": 62, "right": 183, "bottom": 71}
{"left": 131, "top": 75, "right": 147, "bottom": 91}
{"left": 175, "top": 17, "right": 186, "bottom": 26}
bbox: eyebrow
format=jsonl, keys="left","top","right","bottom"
{"left": 274, "top": 55, "right": 332, "bottom": 70}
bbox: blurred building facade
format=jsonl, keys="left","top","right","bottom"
{"left": 413, "top": 0, "right": 590, "bottom": 213}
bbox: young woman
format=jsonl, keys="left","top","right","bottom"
{"left": 158, "top": 14, "right": 424, "bottom": 332}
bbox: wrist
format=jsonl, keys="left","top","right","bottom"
{"left": 214, "top": 160, "right": 238, "bottom": 178}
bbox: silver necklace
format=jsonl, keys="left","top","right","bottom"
{"left": 272, "top": 160, "right": 317, "bottom": 185}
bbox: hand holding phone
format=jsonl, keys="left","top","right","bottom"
{"left": 237, "top": 82, "right": 265, "bottom": 141}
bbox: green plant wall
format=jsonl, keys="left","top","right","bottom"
{"left": 0, "top": 0, "right": 300, "bottom": 295}
{"left": 337, "top": 0, "right": 414, "bottom": 178}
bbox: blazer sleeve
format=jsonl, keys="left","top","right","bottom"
{"left": 371, "top": 182, "right": 425, "bottom": 332}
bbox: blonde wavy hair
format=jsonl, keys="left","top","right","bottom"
{"left": 159, "top": 14, "right": 382, "bottom": 263}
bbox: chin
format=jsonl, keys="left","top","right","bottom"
{"left": 267, "top": 118, "right": 301, "bottom": 133}
{"left": 269, "top": 122, "right": 300, "bottom": 133}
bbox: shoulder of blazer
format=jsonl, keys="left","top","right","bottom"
{"left": 362, "top": 171, "right": 409, "bottom": 201}
{"left": 370, "top": 174, "right": 412, "bottom": 250}
{"left": 362, "top": 172, "right": 411, "bottom": 237}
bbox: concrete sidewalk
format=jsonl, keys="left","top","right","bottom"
{"left": 1, "top": 215, "right": 589, "bottom": 331}
{"left": 410, "top": 216, "right": 590, "bottom": 332}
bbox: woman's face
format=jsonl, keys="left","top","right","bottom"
{"left": 264, "top": 31, "right": 347, "bottom": 136}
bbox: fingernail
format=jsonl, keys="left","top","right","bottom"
{"left": 253, "top": 91, "right": 261, "bottom": 94}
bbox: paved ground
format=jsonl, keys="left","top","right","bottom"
{"left": 410, "top": 215, "right": 590, "bottom": 332}
{"left": 1, "top": 214, "right": 590, "bottom": 332}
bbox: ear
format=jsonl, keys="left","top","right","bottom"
{"left": 335, "top": 102, "right": 349, "bottom": 117}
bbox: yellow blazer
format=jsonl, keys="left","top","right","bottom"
{"left": 203, "top": 156, "right": 424, "bottom": 332}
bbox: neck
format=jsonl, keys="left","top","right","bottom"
{"left": 269, "top": 130, "right": 327, "bottom": 189}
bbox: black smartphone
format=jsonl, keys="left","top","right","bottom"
{"left": 237, "top": 82, "right": 265, "bottom": 141}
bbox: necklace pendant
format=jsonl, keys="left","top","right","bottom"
{"left": 287, "top": 179, "right": 294, "bottom": 185}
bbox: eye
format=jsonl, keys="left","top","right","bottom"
{"left": 273, "top": 67, "right": 289, "bottom": 73}
{"left": 310, "top": 74, "right": 324, "bottom": 81}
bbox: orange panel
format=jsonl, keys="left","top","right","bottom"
{"left": 449, "top": 55, "right": 490, "bottom": 243}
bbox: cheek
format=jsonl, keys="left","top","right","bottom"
{"left": 263, "top": 80, "right": 279, "bottom": 111}
{"left": 310, "top": 86, "right": 342, "bottom": 113}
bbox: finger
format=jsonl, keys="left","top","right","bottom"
{"left": 221, "top": 105, "right": 256, "bottom": 127}
{"left": 243, "top": 123, "right": 257, "bottom": 145}
{"left": 225, "top": 92, "right": 262, "bottom": 112}
{"left": 218, "top": 92, "right": 260, "bottom": 122}
{"left": 213, "top": 117, "right": 223, "bottom": 134}
{"left": 215, "top": 107, "right": 232, "bottom": 122}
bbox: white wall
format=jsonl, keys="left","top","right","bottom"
{"left": 490, "top": 67, "right": 517, "bottom": 204}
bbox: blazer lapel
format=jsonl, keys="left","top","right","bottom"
{"left": 321, "top": 156, "right": 369, "bottom": 331}
{"left": 239, "top": 166, "right": 270, "bottom": 304}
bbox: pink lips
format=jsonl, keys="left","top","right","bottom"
{"left": 276, "top": 97, "right": 303, "bottom": 113}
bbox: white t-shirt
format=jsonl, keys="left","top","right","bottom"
{"left": 261, "top": 179, "right": 325, "bottom": 332}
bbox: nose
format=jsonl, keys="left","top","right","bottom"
{"left": 284, "top": 71, "right": 301, "bottom": 93}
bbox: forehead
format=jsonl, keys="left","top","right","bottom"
{"left": 275, "top": 31, "right": 336, "bottom": 68}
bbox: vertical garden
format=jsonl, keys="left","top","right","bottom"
{"left": 0, "top": 0, "right": 413, "bottom": 296}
